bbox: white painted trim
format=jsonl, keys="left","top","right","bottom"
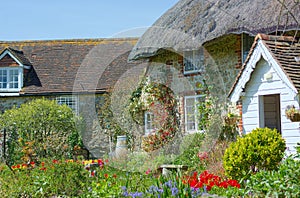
{"left": 56, "top": 95, "right": 79, "bottom": 115}
{"left": 259, "top": 41, "right": 297, "bottom": 94}
{"left": 144, "top": 111, "right": 155, "bottom": 135}
{"left": 0, "top": 50, "right": 31, "bottom": 69}
{"left": 0, "top": 67, "right": 23, "bottom": 92}
{"left": 258, "top": 95, "right": 264, "bottom": 128}
{"left": 23, "top": 65, "right": 31, "bottom": 69}
{"left": 183, "top": 49, "right": 204, "bottom": 75}
{"left": 229, "top": 39, "right": 298, "bottom": 103}
{"left": 184, "top": 94, "right": 205, "bottom": 133}
{"left": 0, "top": 92, "right": 20, "bottom": 96}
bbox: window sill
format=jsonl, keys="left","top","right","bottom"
{"left": 183, "top": 70, "right": 202, "bottom": 76}
{"left": 0, "top": 92, "right": 20, "bottom": 96}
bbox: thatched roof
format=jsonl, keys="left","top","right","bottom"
{"left": 129, "top": 0, "right": 299, "bottom": 60}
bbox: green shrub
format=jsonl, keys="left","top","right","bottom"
{"left": 223, "top": 127, "right": 286, "bottom": 180}
{"left": 174, "top": 132, "right": 205, "bottom": 170}
{"left": 244, "top": 154, "right": 300, "bottom": 197}
{"left": 0, "top": 98, "right": 83, "bottom": 165}
{"left": 0, "top": 159, "right": 90, "bottom": 197}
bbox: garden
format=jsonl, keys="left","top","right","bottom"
{"left": 0, "top": 95, "right": 300, "bottom": 197}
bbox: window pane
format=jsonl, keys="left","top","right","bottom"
{"left": 8, "top": 69, "right": 19, "bottom": 89}
{"left": 145, "top": 112, "right": 155, "bottom": 134}
{"left": 56, "top": 96, "right": 78, "bottom": 113}
{"left": 184, "top": 51, "right": 194, "bottom": 72}
{"left": 0, "top": 70, "right": 7, "bottom": 88}
{"left": 185, "top": 95, "right": 204, "bottom": 132}
{"left": 186, "top": 98, "right": 195, "bottom": 106}
{"left": 184, "top": 49, "right": 204, "bottom": 73}
{"left": 187, "top": 123, "right": 195, "bottom": 131}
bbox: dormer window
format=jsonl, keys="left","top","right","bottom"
{"left": 0, "top": 48, "right": 32, "bottom": 96}
{"left": 0, "top": 67, "right": 22, "bottom": 91}
{"left": 183, "top": 48, "right": 204, "bottom": 74}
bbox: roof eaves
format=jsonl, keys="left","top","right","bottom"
{"left": 228, "top": 34, "right": 261, "bottom": 98}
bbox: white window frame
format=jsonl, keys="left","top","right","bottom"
{"left": 183, "top": 49, "right": 204, "bottom": 74}
{"left": 184, "top": 95, "right": 204, "bottom": 133}
{"left": 0, "top": 67, "right": 23, "bottom": 92}
{"left": 56, "top": 95, "right": 79, "bottom": 115}
{"left": 144, "top": 112, "right": 155, "bottom": 135}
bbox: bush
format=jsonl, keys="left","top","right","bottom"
{"left": 244, "top": 154, "right": 300, "bottom": 197}
{"left": 223, "top": 127, "right": 286, "bottom": 180}
{"left": 174, "top": 132, "right": 205, "bottom": 170}
{"left": 0, "top": 98, "right": 83, "bottom": 165}
{"left": 0, "top": 159, "right": 90, "bottom": 197}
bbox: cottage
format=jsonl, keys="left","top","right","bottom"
{"left": 129, "top": 0, "right": 299, "bottom": 136}
{"left": 0, "top": 38, "right": 146, "bottom": 157}
{"left": 229, "top": 34, "right": 300, "bottom": 153}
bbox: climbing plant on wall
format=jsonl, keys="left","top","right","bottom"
{"left": 129, "top": 78, "right": 180, "bottom": 152}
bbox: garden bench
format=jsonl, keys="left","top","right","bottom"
{"left": 158, "top": 164, "right": 188, "bottom": 176}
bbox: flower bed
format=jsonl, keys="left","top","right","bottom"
{"left": 0, "top": 157, "right": 242, "bottom": 197}
{"left": 1, "top": 137, "right": 299, "bottom": 197}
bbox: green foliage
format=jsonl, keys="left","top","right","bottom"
{"left": 223, "top": 127, "right": 286, "bottom": 180}
{"left": 244, "top": 154, "right": 300, "bottom": 197}
{"left": 296, "top": 142, "right": 300, "bottom": 154}
{"left": 220, "top": 112, "right": 239, "bottom": 142}
{"left": 97, "top": 72, "right": 151, "bottom": 151}
{"left": 0, "top": 159, "right": 90, "bottom": 197}
{"left": 174, "top": 132, "right": 205, "bottom": 170}
{"left": 97, "top": 93, "right": 126, "bottom": 142}
{"left": 197, "top": 94, "right": 216, "bottom": 131}
{"left": 0, "top": 98, "right": 83, "bottom": 165}
{"left": 129, "top": 79, "right": 180, "bottom": 151}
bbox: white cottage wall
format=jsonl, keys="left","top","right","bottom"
{"left": 242, "top": 58, "right": 300, "bottom": 153}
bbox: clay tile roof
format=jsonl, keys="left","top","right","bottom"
{"left": 129, "top": 0, "right": 299, "bottom": 60}
{"left": 259, "top": 34, "right": 300, "bottom": 90}
{"left": 229, "top": 33, "right": 300, "bottom": 97}
{"left": 0, "top": 38, "right": 145, "bottom": 95}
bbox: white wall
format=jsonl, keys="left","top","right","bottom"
{"left": 242, "top": 58, "right": 300, "bottom": 153}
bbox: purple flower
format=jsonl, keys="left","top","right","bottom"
{"left": 165, "top": 180, "right": 173, "bottom": 188}
{"left": 171, "top": 187, "right": 179, "bottom": 196}
{"left": 129, "top": 192, "right": 143, "bottom": 197}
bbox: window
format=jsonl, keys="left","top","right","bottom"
{"left": 144, "top": 112, "right": 155, "bottom": 135}
{"left": 184, "top": 48, "right": 204, "bottom": 74}
{"left": 56, "top": 95, "right": 78, "bottom": 114}
{"left": 0, "top": 68, "right": 22, "bottom": 91}
{"left": 242, "top": 33, "right": 254, "bottom": 63}
{"left": 184, "top": 95, "right": 204, "bottom": 133}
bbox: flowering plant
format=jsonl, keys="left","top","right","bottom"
{"left": 129, "top": 79, "right": 179, "bottom": 151}
{"left": 285, "top": 105, "right": 300, "bottom": 121}
{"left": 183, "top": 170, "right": 241, "bottom": 191}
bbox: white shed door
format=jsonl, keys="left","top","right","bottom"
{"left": 259, "top": 94, "right": 281, "bottom": 133}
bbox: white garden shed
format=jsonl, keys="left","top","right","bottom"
{"left": 229, "top": 33, "right": 300, "bottom": 153}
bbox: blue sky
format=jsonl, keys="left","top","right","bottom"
{"left": 0, "top": 0, "right": 179, "bottom": 41}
